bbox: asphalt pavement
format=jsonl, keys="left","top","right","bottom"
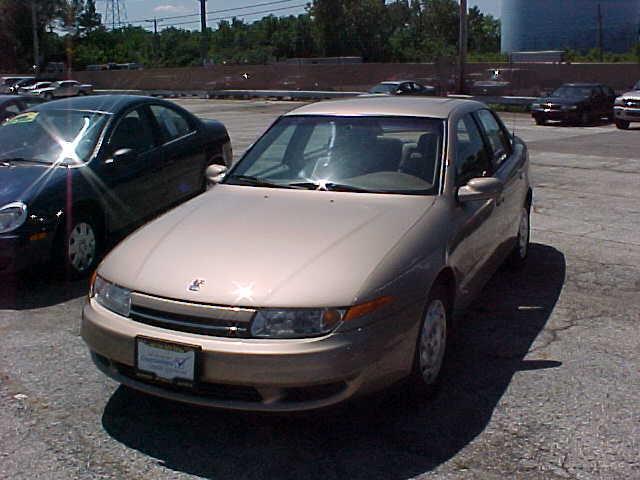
{"left": 0, "top": 100, "right": 638, "bottom": 479}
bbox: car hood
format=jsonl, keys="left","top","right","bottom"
{"left": 0, "top": 162, "right": 64, "bottom": 204}
{"left": 31, "top": 87, "right": 54, "bottom": 94}
{"left": 99, "top": 184, "right": 434, "bottom": 307}
{"left": 620, "top": 90, "right": 640, "bottom": 100}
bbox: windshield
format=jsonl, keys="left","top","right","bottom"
{"left": 0, "top": 110, "right": 109, "bottom": 164}
{"left": 227, "top": 115, "right": 444, "bottom": 195}
{"left": 369, "top": 84, "right": 398, "bottom": 94}
{"left": 551, "top": 86, "right": 592, "bottom": 99}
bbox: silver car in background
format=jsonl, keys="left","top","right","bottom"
{"left": 81, "top": 97, "right": 532, "bottom": 411}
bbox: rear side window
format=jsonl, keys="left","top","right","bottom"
{"left": 150, "top": 105, "right": 193, "bottom": 142}
{"left": 5, "top": 103, "right": 20, "bottom": 115}
{"left": 475, "top": 109, "right": 512, "bottom": 167}
{"left": 454, "top": 114, "right": 492, "bottom": 186}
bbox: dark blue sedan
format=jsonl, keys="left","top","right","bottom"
{"left": 0, "top": 95, "right": 231, "bottom": 276}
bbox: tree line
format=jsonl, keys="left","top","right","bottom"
{"left": 0, "top": 0, "right": 503, "bottom": 72}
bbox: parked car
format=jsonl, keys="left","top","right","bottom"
{"left": 30, "top": 80, "right": 93, "bottom": 100}
{"left": 530, "top": 83, "right": 616, "bottom": 126}
{"left": 0, "top": 95, "right": 46, "bottom": 122}
{"left": 18, "top": 81, "right": 52, "bottom": 94}
{"left": 0, "top": 76, "right": 34, "bottom": 94}
{"left": 613, "top": 86, "right": 640, "bottom": 129}
{"left": 367, "top": 81, "right": 437, "bottom": 96}
{"left": 0, "top": 95, "right": 232, "bottom": 277}
{"left": 470, "top": 68, "right": 541, "bottom": 97}
{"left": 7, "top": 77, "right": 37, "bottom": 94}
{"left": 82, "top": 96, "right": 532, "bottom": 411}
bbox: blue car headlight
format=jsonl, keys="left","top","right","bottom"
{"left": 0, "top": 202, "right": 27, "bottom": 234}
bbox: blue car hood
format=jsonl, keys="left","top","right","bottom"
{"left": 0, "top": 162, "right": 66, "bottom": 205}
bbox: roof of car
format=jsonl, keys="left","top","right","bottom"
{"left": 284, "top": 96, "right": 483, "bottom": 119}
{"left": 34, "top": 94, "right": 161, "bottom": 114}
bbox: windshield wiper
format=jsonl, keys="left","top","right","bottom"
{"left": 288, "top": 181, "right": 383, "bottom": 193}
{"left": 0, "top": 157, "right": 51, "bottom": 165}
{"left": 226, "top": 175, "right": 304, "bottom": 189}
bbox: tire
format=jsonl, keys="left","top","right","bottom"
{"left": 56, "top": 212, "right": 101, "bottom": 278}
{"left": 43, "top": 92, "right": 53, "bottom": 101}
{"left": 410, "top": 284, "right": 450, "bottom": 396}
{"left": 615, "top": 120, "right": 630, "bottom": 130}
{"left": 507, "top": 206, "right": 531, "bottom": 270}
{"left": 579, "top": 111, "right": 590, "bottom": 126}
{"left": 78, "top": 91, "right": 86, "bottom": 96}
{"left": 534, "top": 116, "right": 546, "bottom": 126}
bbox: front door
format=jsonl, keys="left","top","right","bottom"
{"left": 96, "top": 107, "right": 163, "bottom": 231}
{"left": 448, "top": 113, "right": 499, "bottom": 300}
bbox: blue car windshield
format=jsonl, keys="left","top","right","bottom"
{"left": 0, "top": 109, "right": 108, "bottom": 164}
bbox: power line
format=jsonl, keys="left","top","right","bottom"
{"left": 120, "top": 0, "right": 301, "bottom": 27}
{"left": 156, "top": 3, "right": 307, "bottom": 29}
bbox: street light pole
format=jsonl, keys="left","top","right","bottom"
{"left": 31, "top": 0, "right": 40, "bottom": 72}
{"left": 200, "top": 0, "right": 208, "bottom": 66}
{"left": 458, "top": 0, "right": 468, "bottom": 94}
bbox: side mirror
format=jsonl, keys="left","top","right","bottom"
{"left": 206, "top": 163, "right": 227, "bottom": 187}
{"left": 457, "top": 177, "right": 503, "bottom": 203}
{"left": 106, "top": 147, "right": 135, "bottom": 165}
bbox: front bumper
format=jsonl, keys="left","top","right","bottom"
{"left": 0, "top": 231, "right": 54, "bottom": 275}
{"left": 614, "top": 106, "right": 640, "bottom": 122}
{"left": 531, "top": 108, "right": 579, "bottom": 121}
{"left": 81, "top": 299, "right": 417, "bottom": 411}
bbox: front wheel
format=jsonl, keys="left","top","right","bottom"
{"left": 579, "top": 111, "right": 591, "bottom": 126}
{"left": 43, "top": 92, "right": 53, "bottom": 100}
{"left": 534, "top": 116, "right": 546, "bottom": 126}
{"left": 507, "top": 206, "right": 530, "bottom": 270}
{"left": 58, "top": 214, "right": 101, "bottom": 278}
{"left": 411, "top": 285, "right": 449, "bottom": 396}
{"left": 615, "top": 119, "right": 630, "bottom": 130}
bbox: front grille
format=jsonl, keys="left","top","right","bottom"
{"left": 130, "top": 304, "right": 251, "bottom": 338}
{"left": 625, "top": 100, "right": 640, "bottom": 108}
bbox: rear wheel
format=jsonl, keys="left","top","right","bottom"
{"left": 615, "top": 120, "right": 630, "bottom": 130}
{"left": 43, "top": 92, "right": 53, "bottom": 101}
{"left": 411, "top": 285, "right": 450, "bottom": 396}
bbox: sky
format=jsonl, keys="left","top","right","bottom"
{"left": 99, "top": 0, "right": 501, "bottom": 30}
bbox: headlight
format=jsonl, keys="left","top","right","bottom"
{"left": 614, "top": 97, "right": 625, "bottom": 106}
{"left": 90, "top": 275, "right": 131, "bottom": 317}
{"left": 0, "top": 202, "right": 27, "bottom": 234}
{"left": 251, "top": 308, "right": 344, "bottom": 338}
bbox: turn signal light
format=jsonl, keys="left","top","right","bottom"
{"left": 344, "top": 296, "right": 394, "bottom": 321}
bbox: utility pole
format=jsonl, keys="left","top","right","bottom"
{"left": 458, "top": 0, "right": 468, "bottom": 94}
{"left": 145, "top": 17, "right": 158, "bottom": 63}
{"left": 597, "top": 3, "right": 603, "bottom": 62}
{"left": 31, "top": 0, "right": 40, "bottom": 73}
{"left": 200, "top": 0, "right": 208, "bottom": 66}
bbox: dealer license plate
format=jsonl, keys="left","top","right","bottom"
{"left": 136, "top": 337, "right": 198, "bottom": 383}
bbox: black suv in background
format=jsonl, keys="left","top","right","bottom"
{"left": 530, "top": 83, "right": 616, "bottom": 126}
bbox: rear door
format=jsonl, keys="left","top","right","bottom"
{"left": 475, "top": 109, "right": 527, "bottom": 262}
{"left": 149, "top": 104, "right": 206, "bottom": 207}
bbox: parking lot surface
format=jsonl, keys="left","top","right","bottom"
{"left": 0, "top": 99, "right": 638, "bottom": 479}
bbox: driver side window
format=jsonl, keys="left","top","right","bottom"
{"left": 110, "top": 109, "right": 156, "bottom": 154}
{"left": 455, "top": 115, "right": 492, "bottom": 187}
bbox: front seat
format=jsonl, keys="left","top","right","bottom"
{"left": 399, "top": 133, "right": 439, "bottom": 183}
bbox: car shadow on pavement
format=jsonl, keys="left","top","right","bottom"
{"left": 0, "top": 266, "right": 89, "bottom": 310}
{"left": 101, "top": 243, "right": 565, "bottom": 480}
